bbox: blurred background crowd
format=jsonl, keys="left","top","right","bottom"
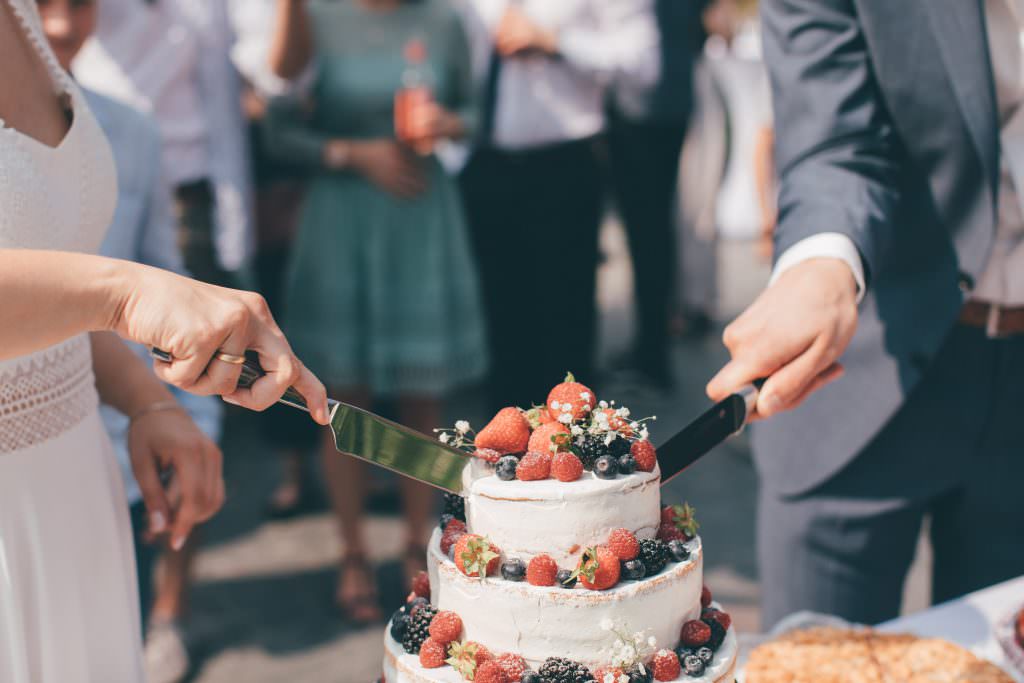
{"left": 35, "top": 0, "right": 784, "bottom": 680}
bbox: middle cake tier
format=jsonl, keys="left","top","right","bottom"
{"left": 427, "top": 527, "right": 704, "bottom": 668}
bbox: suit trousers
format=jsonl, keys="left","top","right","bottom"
{"left": 758, "top": 323, "right": 1024, "bottom": 628}
{"left": 460, "top": 139, "right": 604, "bottom": 412}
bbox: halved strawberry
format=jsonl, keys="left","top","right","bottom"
{"left": 527, "top": 422, "right": 571, "bottom": 454}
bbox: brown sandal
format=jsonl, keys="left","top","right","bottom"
{"left": 337, "top": 554, "right": 383, "bottom": 625}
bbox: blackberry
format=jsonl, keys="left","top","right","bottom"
{"left": 696, "top": 647, "right": 714, "bottom": 664}
{"left": 443, "top": 493, "right": 466, "bottom": 522}
{"left": 667, "top": 539, "right": 691, "bottom": 563}
{"left": 702, "top": 617, "right": 727, "bottom": 651}
{"left": 496, "top": 455, "right": 519, "bottom": 481}
{"left": 638, "top": 538, "right": 668, "bottom": 576}
{"left": 522, "top": 672, "right": 542, "bottom": 683}
{"left": 401, "top": 604, "right": 438, "bottom": 654}
{"left": 617, "top": 455, "right": 636, "bottom": 475}
{"left": 556, "top": 568, "right": 577, "bottom": 588}
{"left": 682, "top": 654, "right": 705, "bottom": 677}
{"left": 574, "top": 434, "right": 606, "bottom": 470}
{"left": 621, "top": 558, "right": 645, "bottom": 581}
{"left": 606, "top": 436, "right": 631, "bottom": 459}
{"left": 407, "top": 596, "right": 429, "bottom": 614}
{"left": 593, "top": 455, "right": 618, "bottom": 479}
{"left": 501, "top": 558, "right": 527, "bottom": 581}
{"left": 627, "top": 664, "right": 653, "bottom": 683}
{"left": 389, "top": 610, "right": 410, "bottom": 642}
{"left": 538, "top": 657, "right": 595, "bottom": 683}
{"left": 440, "top": 513, "right": 455, "bottom": 530}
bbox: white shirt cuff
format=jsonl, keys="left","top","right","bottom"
{"left": 770, "top": 232, "right": 867, "bottom": 303}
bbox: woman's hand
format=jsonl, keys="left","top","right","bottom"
{"left": 348, "top": 139, "right": 428, "bottom": 199}
{"left": 110, "top": 264, "right": 330, "bottom": 424}
{"left": 128, "top": 405, "right": 224, "bottom": 550}
{"left": 404, "top": 101, "right": 465, "bottom": 145}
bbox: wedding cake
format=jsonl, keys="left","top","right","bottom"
{"left": 382, "top": 376, "right": 738, "bottom": 683}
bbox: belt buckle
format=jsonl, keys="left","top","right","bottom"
{"left": 985, "top": 303, "right": 1005, "bottom": 338}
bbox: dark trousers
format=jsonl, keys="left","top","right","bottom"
{"left": 130, "top": 501, "right": 158, "bottom": 632}
{"left": 607, "top": 115, "right": 687, "bottom": 370}
{"left": 758, "top": 324, "right": 1024, "bottom": 627}
{"left": 460, "top": 139, "right": 604, "bottom": 411}
{"left": 175, "top": 179, "right": 232, "bottom": 288}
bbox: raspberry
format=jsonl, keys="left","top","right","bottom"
{"left": 494, "top": 653, "right": 527, "bottom": 682}
{"left": 660, "top": 506, "right": 676, "bottom": 525}
{"left": 446, "top": 519, "right": 467, "bottom": 535}
{"left": 679, "top": 619, "right": 711, "bottom": 647}
{"left": 630, "top": 440, "right": 657, "bottom": 472}
{"left": 593, "top": 666, "right": 624, "bottom": 683}
{"left": 516, "top": 451, "right": 552, "bottom": 481}
{"left": 651, "top": 649, "right": 681, "bottom": 681}
{"left": 411, "top": 570, "right": 430, "bottom": 599}
{"left": 701, "top": 608, "right": 731, "bottom": 631}
{"left": 475, "top": 660, "right": 510, "bottom": 683}
{"left": 476, "top": 407, "right": 531, "bottom": 454}
{"left": 526, "top": 554, "right": 558, "bottom": 586}
{"left": 527, "top": 422, "right": 571, "bottom": 454}
{"left": 701, "top": 585, "right": 712, "bottom": 608}
{"left": 551, "top": 451, "right": 584, "bottom": 482}
{"left": 474, "top": 448, "right": 503, "bottom": 464}
{"left": 427, "top": 610, "right": 463, "bottom": 644}
{"left": 441, "top": 526, "right": 467, "bottom": 556}
{"left": 657, "top": 522, "right": 687, "bottom": 544}
{"left": 419, "top": 637, "right": 447, "bottom": 668}
{"left": 454, "top": 534, "right": 501, "bottom": 578}
{"left": 606, "top": 528, "right": 640, "bottom": 561}
{"left": 575, "top": 546, "right": 621, "bottom": 591}
{"left": 546, "top": 373, "right": 597, "bottom": 422}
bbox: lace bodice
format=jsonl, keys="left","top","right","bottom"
{"left": 0, "top": 0, "right": 117, "bottom": 453}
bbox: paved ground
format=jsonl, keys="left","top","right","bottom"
{"left": 181, "top": 220, "right": 930, "bottom": 682}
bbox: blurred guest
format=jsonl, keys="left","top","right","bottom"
{"left": 73, "top": 0, "right": 253, "bottom": 287}
{"left": 708, "top": 0, "right": 1024, "bottom": 626}
{"left": 605, "top": 0, "right": 708, "bottom": 388}
{"left": 454, "top": 0, "right": 659, "bottom": 410}
{"left": 263, "top": 0, "right": 487, "bottom": 621}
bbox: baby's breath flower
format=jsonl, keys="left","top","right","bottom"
{"left": 617, "top": 675, "right": 629, "bottom": 683}
{"left": 571, "top": 424, "right": 584, "bottom": 436}
{"left": 438, "top": 432, "right": 451, "bottom": 444}
{"left": 558, "top": 413, "right": 573, "bottom": 424}
{"left": 598, "top": 400, "right": 609, "bottom": 409}
{"left": 580, "top": 391, "right": 591, "bottom": 401}
{"left": 617, "top": 407, "right": 631, "bottom": 418}
{"left": 600, "top": 618, "right": 614, "bottom": 632}
{"left": 551, "top": 400, "right": 561, "bottom": 410}
{"left": 603, "top": 674, "right": 616, "bottom": 683}
{"left": 647, "top": 636, "right": 657, "bottom": 648}
{"left": 604, "top": 432, "right": 616, "bottom": 446}
{"left": 455, "top": 420, "right": 471, "bottom": 434}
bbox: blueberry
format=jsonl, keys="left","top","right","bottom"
{"left": 496, "top": 455, "right": 519, "bottom": 481}
{"left": 696, "top": 646, "right": 714, "bottom": 664}
{"left": 621, "top": 558, "right": 646, "bottom": 581}
{"left": 667, "top": 539, "right": 691, "bottom": 562}
{"left": 521, "top": 672, "right": 542, "bottom": 683}
{"left": 703, "top": 617, "right": 727, "bottom": 651}
{"left": 627, "top": 664, "right": 653, "bottom": 683}
{"left": 440, "top": 513, "right": 455, "bottom": 530}
{"left": 617, "top": 455, "right": 636, "bottom": 475}
{"left": 501, "top": 558, "right": 527, "bottom": 581}
{"left": 389, "top": 613, "right": 410, "bottom": 642}
{"left": 556, "top": 568, "right": 577, "bottom": 588}
{"left": 683, "top": 654, "right": 705, "bottom": 677}
{"left": 674, "top": 646, "right": 695, "bottom": 664}
{"left": 407, "top": 596, "right": 429, "bottom": 614}
{"left": 608, "top": 437, "right": 631, "bottom": 458}
{"left": 594, "top": 455, "right": 619, "bottom": 479}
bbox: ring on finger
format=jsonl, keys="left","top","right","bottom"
{"left": 214, "top": 350, "right": 246, "bottom": 365}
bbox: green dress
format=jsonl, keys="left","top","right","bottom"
{"left": 264, "top": 0, "right": 487, "bottom": 395}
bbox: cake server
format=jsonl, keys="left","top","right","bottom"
{"left": 150, "top": 349, "right": 470, "bottom": 493}
{"left": 656, "top": 380, "right": 764, "bottom": 485}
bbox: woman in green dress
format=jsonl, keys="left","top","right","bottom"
{"left": 263, "top": 0, "right": 487, "bottom": 622}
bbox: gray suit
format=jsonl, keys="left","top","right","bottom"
{"left": 754, "top": 0, "right": 1024, "bottom": 626}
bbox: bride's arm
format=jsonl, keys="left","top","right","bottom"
{"left": 0, "top": 249, "right": 330, "bottom": 423}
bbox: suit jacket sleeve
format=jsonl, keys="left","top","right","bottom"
{"left": 763, "top": 0, "right": 902, "bottom": 284}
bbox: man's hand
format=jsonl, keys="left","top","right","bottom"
{"left": 706, "top": 258, "right": 859, "bottom": 418}
{"left": 495, "top": 6, "right": 558, "bottom": 57}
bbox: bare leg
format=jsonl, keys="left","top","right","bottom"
{"left": 321, "top": 388, "right": 381, "bottom": 622}
{"left": 396, "top": 394, "right": 442, "bottom": 586}
{"left": 267, "top": 448, "right": 304, "bottom": 515}
{"left": 150, "top": 531, "right": 198, "bottom": 622}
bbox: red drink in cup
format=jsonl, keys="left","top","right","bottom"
{"left": 395, "top": 38, "right": 435, "bottom": 155}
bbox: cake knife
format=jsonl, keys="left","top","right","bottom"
{"left": 150, "top": 348, "right": 471, "bottom": 494}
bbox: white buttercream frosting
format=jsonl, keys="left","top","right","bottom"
{"left": 464, "top": 465, "right": 662, "bottom": 565}
{"left": 429, "top": 528, "right": 704, "bottom": 668}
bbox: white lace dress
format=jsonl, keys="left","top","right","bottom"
{"left": 0, "top": 0, "right": 144, "bottom": 680}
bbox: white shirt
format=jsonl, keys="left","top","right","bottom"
{"left": 454, "top": 0, "right": 659, "bottom": 151}
{"left": 73, "top": 0, "right": 254, "bottom": 271}
{"left": 774, "top": 0, "right": 1024, "bottom": 307}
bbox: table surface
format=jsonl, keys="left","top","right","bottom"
{"left": 736, "top": 576, "right": 1024, "bottom": 681}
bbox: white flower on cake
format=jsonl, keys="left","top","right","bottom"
{"left": 438, "top": 432, "right": 451, "bottom": 444}
{"left": 558, "top": 413, "right": 573, "bottom": 424}
{"left": 455, "top": 420, "right": 471, "bottom": 434}
{"left": 581, "top": 391, "right": 591, "bottom": 401}
{"left": 603, "top": 620, "right": 658, "bottom": 671}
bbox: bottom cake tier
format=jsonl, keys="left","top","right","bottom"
{"left": 382, "top": 621, "right": 738, "bottom": 683}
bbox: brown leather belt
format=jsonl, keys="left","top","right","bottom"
{"left": 958, "top": 301, "right": 1024, "bottom": 337}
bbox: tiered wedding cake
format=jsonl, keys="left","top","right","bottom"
{"left": 383, "top": 376, "right": 738, "bottom": 683}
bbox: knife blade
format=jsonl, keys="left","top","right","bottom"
{"left": 150, "top": 348, "right": 470, "bottom": 493}
{"left": 656, "top": 381, "right": 762, "bottom": 486}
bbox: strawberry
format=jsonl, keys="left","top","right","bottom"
{"left": 651, "top": 649, "right": 681, "bottom": 681}
{"left": 679, "top": 619, "right": 711, "bottom": 647}
{"left": 593, "top": 666, "right": 625, "bottom": 683}
{"left": 428, "top": 610, "right": 463, "bottom": 644}
{"left": 701, "top": 584, "right": 712, "bottom": 608}
{"left": 516, "top": 451, "right": 552, "bottom": 481}
{"left": 600, "top": 409, "right": 634, "bottom": 437}
{"left": 526, "top": 554, "right": 558, "bottom": 586}
{"left": 523, "top": 406, "right": 554, "bottom": 430}
{"left": 419, "top": 637, "right": 447, "bottom": 668}
{"left": 476, "top": 407, "right": 530, "bottom": 454}
{"left": 546, "top": 372, "right": 597, "bottom": 422}
{"left": 494, "top": 653, "right": 527, "bottom": 682}
{"left": 573, "top": 546, "right": 621, "bottom": 590}
{"left": 454, "top": 534, "right": 501, "bottom": 578}
{"left": 660, "top": 503, "right": 700, "bottom": 540}
{"left": 551, "top": 451, "right": 584, "bottom": 482}
{"left": 447, "top": 641, "right": 493, "bottom": 679}
{"left": 441, "top": 525, "right": 467, "bottom": 556}
{"left": 473, "top": 448, "right": 503, "bottom": 464}
{"left": 475, "top": 660, "right": 510, "bottom": 683}
{"left": 606, "top": 528, "right": 640, "bottom": 561}
{"left": 631, "top": 440, "right": 657, "bottom": 472}
{"left": 445, "top": 518, "right": 467, "bottom": 535}
{"left": 527, "top": 422, "right": 571, "bottom": 455}
{"left": 411, "top": 570, "right": 430, "bottom": 598}
{"left": 701, "top": 608, "right": 731, "bottom": 631}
